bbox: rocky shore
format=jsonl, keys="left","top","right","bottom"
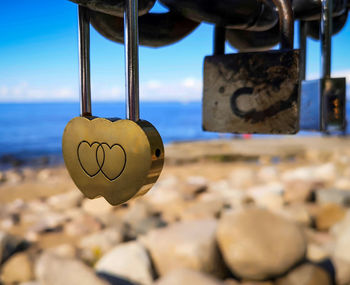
{"left": 0, "top": 137, "right": 350, "bottom": 285}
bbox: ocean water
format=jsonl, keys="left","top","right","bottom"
{"left": 0, "top": 102, "right": 223, "bottom": 167}
{"left": 0, "top": 102, "right": 349, "bottom": 168}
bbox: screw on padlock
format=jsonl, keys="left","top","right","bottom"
{"left": 203, "top": 0, "right": 300, "bottom": 134}
{"left": 62, "top": 3, "right": 164, "bottom": 206}
{"left": 300, "top": 0, "right": 347, "bottom": 133}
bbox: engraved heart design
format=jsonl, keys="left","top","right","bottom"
{"left": 99, "top": 143, "right": 127, "bottom": 181}
{"left": 77, "top": 141, "right": 126, "bottom": 181}
{"left": 77, "top": 141, "right": 104, "bottom": 177}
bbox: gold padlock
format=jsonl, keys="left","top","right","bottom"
{"left": 62, "top": 4, "right": 164, "bottom": 206}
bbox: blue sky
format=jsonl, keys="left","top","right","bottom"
{"left": 0, "top": 1, "right": 350, "bottom": 102}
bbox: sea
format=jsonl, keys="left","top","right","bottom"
{"left": 0, "top": 102, "right": 349, "bottom": 169}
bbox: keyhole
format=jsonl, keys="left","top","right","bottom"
{"left": 155, "top": 149, "right": 161, "bottom": 158}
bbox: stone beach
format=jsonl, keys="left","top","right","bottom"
{"left": 0, "top": 137, "right": 350, "bottom": 284}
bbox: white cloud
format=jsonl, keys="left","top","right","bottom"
{"left": 139, "top": 77, "right": 202, "bottom": 102}
{"left": 145, "top": 80, "right": 163, "bottom": 90}
{"left": 93, "top": 85, "right": 123, "bottom": 101}
{"left": 0, "top": 82, "right": 77, "bottom": 102}
{"left": 0, "top": 77, "right": 203, "bottom": 102}
{"left": 181, "top": 77, "right": 201, "bottom": 90}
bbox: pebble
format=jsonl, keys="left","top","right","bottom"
{"left": 47, "top": 244, "right": 77, "bottom": 259}
{"left": 141, "top": 219, "right": 226, "bottom": 278}
{"left": 239, "top": 281, "right": 275, "bottom": 285}
{"left": 37, "top": 169, "right": 54, "bottom": 182}
{"left": 282, "top": 164, "right": 336, "bottom": 185}
{"left": 122, "top": 201, "right": 166, "bottom": 239}
{"left": 247, "top": 183, "right": 284, "bottom": 212}
{"left": 28, "top": 212, "right": 67, "bottom": 234}
{"left": 0, "top": 171, "right": 5, "bottom": 183}
{"left": 26, "top": 200, "right": 51, "bottom": 213}
{"left": 333, "top": 226, "right": 350, "bottom": 263}
{"left": 81, "top": 197, "right": 114, "bottom": 216}
{"left": 282, "top": 166, "right": 316, "bottom": 182}
{"left": 334, "top": 178, "right": 350, "bottom": 190}
{"left": 316, "top": 189, "right": 350, "bottom": 207}
{"left": 179, "top": 196, "right": 224, "bottom": 221}
{"left": 256, "top": 166, "right": 279, "bottom": 184}
{"left": 238, "top": 281, "right": 275, "bottom": 285}
{"left": 35, "top": 253, "right": 108, "bottom": 285}
{"left": 229, "top": 168, "right": 256, "bottom": 189}
{"left": 64, "top": 214, "right": 103, "bottom": 236}
{"left": 95, "top": 241, "right": 153, "bottom": 285}
{"left": 315, "top": 203, "right": 346, "bottom": 231}
{"left": 331, "top": 257, "right": 350, "bottom": 285}
{"left": 208, "top": 180, "right": 247, "bottom": 209}
{"left": 47, "top": 190, "right": 84, "bottom": 211}
{"left": 3, "top": 170, "right": 24, "bottom": 184}
{"left": 283, "top": 180, "right": 315, "bottom": 204}
{"left": 0, "top": 231, "right": 24, "bottom": 263}
{"left": 275, "top": 264, "right": 331, "bottom": 285}
{"left": 79, "top": 227, "right": 123, "bottom": 263}
{"left": 144, "top": 186, "right": 186, "bottom": 223}
{"left": 314, "top": 163, "right": 337, "bottom": 184}
{"left": 155, "top": 268, "right": 224, "bottom": 285}
{"left": 278, "top": 204, "right": 312, "bottom": 226}
{"left": 307, "top": 243, "right": 329, "bottom": 262}
{"left": 179, "top": 176, "right": 208, "bottom": 199}
{"left": 6, "top": 199, "right": 27, "bottom": 214}
{"left": 1, "top": 252, "right": 34, "bottom": 284}
{"left": 19, "top": 282, "right": 40, "bottom": 285}
{"left": 217, "top": 208, "right": 307, "bottom": 280}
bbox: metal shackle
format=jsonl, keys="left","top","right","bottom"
{"left": 124, "top": 0, "right": 140, "bottom": 121}
{"left": 70, "top": 0, "right": 155, "bottom": 17}
{"left": 321, "top": 0, "right": 332, "bottom": 78}
{"left": 272, "top": 0, "right": 294, "bottom": 49}
{"left": 212, "top": 0, "right": 294, "bottom": 56}
{"left": 78, "top": 3, "right": 140, "bottom": 121}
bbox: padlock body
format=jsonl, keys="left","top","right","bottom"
{"left": 300, "top": 78, "right": 346, "bottom": 132}
{"left": 203, "top": 49, "right": 300, "bottom": 134}
{"left": 62, "top": 117, "right": 164, "bottom": 206}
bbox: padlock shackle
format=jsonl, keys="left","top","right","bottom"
{"left": 321, "top": 0, "right": 332, "bottom": 78}
{"left": 213, "top": 26, "right": 226, "bottom": 55}
{"left": 299, "top": 21, "right": 307, "bottom": 81}
{"left": 78, "top": 6, "right": 92, "bottom": 117}
{"left": 125, "top": 0, "right": 140, "bottom": 122}
{"left": 272, "top": 0, "right": 294, "bottom": 49}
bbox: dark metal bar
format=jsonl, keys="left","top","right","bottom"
{"left": 78, "top": 5, "right": 92, "bottom": 117}
{"left": 90, "top": 10, "right": 200, "bottom": 48}
{"left": 272, "top": 0, "right": 294, "bottom": 49}
{"left": 321, "top": 0, "right": 332, "bottom": 78}
{"left": 213, "top": 26, "right": 226, "bottom": 55}
{"left": 69, "top": 0, "right": 156, "bottom": 17}
{"left": 299, "top": 21, "right": 307, "bottom": 80}
{"left": 125, "top": 0, "right": 140, "bottom": 121}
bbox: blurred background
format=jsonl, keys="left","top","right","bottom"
{"left": 0, "top": 1, "right": 350, "bottom": 285}
{"left": 1, "top": 1, "right": 350, "bottom": 167}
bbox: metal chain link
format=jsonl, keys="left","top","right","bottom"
{"left": 69, "top": 0, "right": 349, "bottom": 49}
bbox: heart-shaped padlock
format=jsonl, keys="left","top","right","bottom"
{"left": 62, "top": 4, "right": 164, "bottom": 206}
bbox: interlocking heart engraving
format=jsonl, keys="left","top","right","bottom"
{"left": 62, "top": 117, "right": 164, "bottom": 206}
{"left": 77, "top": 141, "right": 127, "bottom": 181}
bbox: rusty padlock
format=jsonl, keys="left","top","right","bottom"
{"left": 203, "top": 0, "right": 301, "bottom": 134}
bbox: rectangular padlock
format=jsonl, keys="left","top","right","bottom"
{"left": 300, "top": 78, "right": 346, "bottom": 132}
{"left": 299, "top": 0, "right": 347, "bottom": 133}
{"left": 203, "top": 50, "right": 300, "bottom": 134}
{"left": 203, "top": 0, "right": 300, "bottom": 134}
